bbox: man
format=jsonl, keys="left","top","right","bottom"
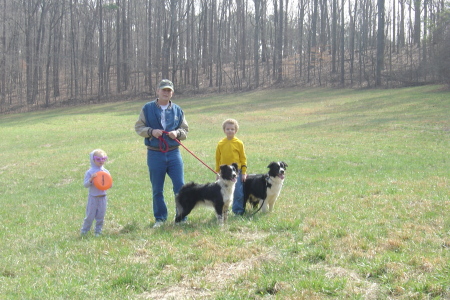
{"left": 135, "top": 79, "right": 189, "bottom": 227}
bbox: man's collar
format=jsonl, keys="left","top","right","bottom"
{"left": 155, "top": 99, "right": 172, "bottom": 108}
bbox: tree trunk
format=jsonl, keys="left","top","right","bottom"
{"left": 70, "top": 0, "right": 79, "bottom": 100}
{"left": 339, "top": 0, "right": 345, "bottom": 86}
{"left": 398, "top": 0, "right": 405, "bottom": 49}
{"left": 253, "top": 0, "right": 261, "bottom": 87}
{"left": 33, "top": 2, "right": 47, "bottom": 106}
{"left": 349, "top": 0, "right": 357, "bottom": 86}
{"left": 261, "top": 0, "right": 267, "bottom": 64}
{"left": 116, "top": 0, "right": 121, "bottom": 93}
{"left": 413, "top": 0, "right": 421, "bottom": 46}
{"left": 122, "top": 0, "right": 129, "bottom": 90}
{"left": 283, "top": 0, "right": 289, "bottom": 58}
{"left": 331, "top": 0, "right": 337, "bottom": 73}
{"left": 52, "top": 0, "right": 63, "bottom": 98}
{"left": 24, "top": 0, "right": 35, "bottom": 104}
{"left": 376, "top": 0, "right": 385, "bottom": 86}
{"left": 98, "top": 0, "right": 104, "bottom": 97}
{"left": 145, "top": 0, "right": 152, "bottom": 91}
{"left": 297, "top": 0, "right": 305, "bottom": 80}
{"left": 273, "top": 0, "right": 283, "bottom": 83}
{"left": 45, "top": 9, "right": 53, "bottom": 107}
{"left": 0, "top": 0, "right": 6, "bottom": 105}
{"left": 422, "top": 0, "right": 427, "bottom": 67}
{"left": 162, "top": 0, "right": 177, "bottom": 79}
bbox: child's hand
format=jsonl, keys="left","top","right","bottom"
{"left": 242, "top": 174, "right": 247, "bottom": 182}
{"left": 90, "top": 173, "right": 97, "bottom": 182}
{"left": 216, "top": 174, "right": 220, "bottom": 181}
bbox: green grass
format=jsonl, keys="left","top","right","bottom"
{"left": 1, "top": 85, "right": 449, "bottom": 299}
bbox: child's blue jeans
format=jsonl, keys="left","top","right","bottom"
{"left": 232, "top": 172, "right": 245, "bottom": 215}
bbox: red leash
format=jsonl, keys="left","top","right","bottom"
{"left": 160, "top": 131, "right": 218, "bottom": 175}
{"left": 157, "top": 135, "right": 170, "bottom": 153}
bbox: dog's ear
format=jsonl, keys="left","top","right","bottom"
{"left": 267, "top": 162, "right": 276, "bottom": 168}
{"left": 232, "top": 162, "right": 238, "bottom": 171}
{"left": 280, "top": 161, "right": 288, "bottom": 168}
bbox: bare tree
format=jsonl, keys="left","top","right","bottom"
{"left": 274, "top": 0, "right": 283, "bottom": 83}
{"left": 24, "top": 0, "right": 38, "bottom": 104}
{"left": 52, "top": 0, "right": 64, "bottom": 99}
{"left": 339, "top": 0, "right": 345, "bottom": 86}
{"left": 413, "top": 0, "right": 421, "bottom": 45}
{"left": 376, "top": 0, "right": 385, "bottom": 86}
{"left": 0, "top": 0, "right": 6, "bottom": 105}
{"left": 216, "top": 0, "right": 227, "bottom": 90}
{"left": 297, "top": 0, "right": 306, "bottom": 80}
{"left": 145, "top": 0, "right": 153, "bottom": 91}
{"left": 431, "top": 5, "right": 450, "bottom": 85}
{"left": 45, "top": 1, "right": 60, "bottom": 107}
{"left": 253, "top": 0, "right": 261, "bottom": 87}
{"left": 68, "top": 0, "right": 80, "bottom": 100}
{"left": 398, "top": 0, "right": 405, "bottom": 49}
{"left": 348, "top": 0, "right": 357, "bottom": 86}
{"left": 261, "top": 0, "right": 268, "bottom": 64}
{"left": 122, "top": 0, "right": 130, "bottom": 90}
{"left": 116, "top": 0, "right": 122, "bottom": 93}
{"left": 97, "top": 0, "right": 104, "bottom": 97}
{"left": 283, "top": 0, "right": 289, "bottom": 58}
{"left": 161, "top": 0, "right": 177, "bottom": 79}
{"left": 331, "top": 0, "right": 337, "bottom": 73}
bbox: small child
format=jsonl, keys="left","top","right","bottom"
{"left": 215, "top": 119, "right": 248, "bottom": 215}
{"left": 80, "top": 149, "right": 111, "bottom": 236}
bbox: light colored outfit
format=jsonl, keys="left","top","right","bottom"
{"left": 80, "top": 150, "right": 111, "bottom": 235}
{"left": 215, "top": 137, "right": 247, "bottom": 214}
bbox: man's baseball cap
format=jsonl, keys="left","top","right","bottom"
{"left": 159, "top": 79, "right": 174, "bottom": 91}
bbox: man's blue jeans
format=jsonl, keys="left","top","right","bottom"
{"left": 147, "top": 148, "right": 184, "bottom": 221}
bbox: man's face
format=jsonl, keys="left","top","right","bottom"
{"left": 158, "top": 88, "right": 173, "bottom": 101}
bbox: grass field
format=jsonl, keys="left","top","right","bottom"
{"left": 1, "top": 85, "right": 449, "bottom": 299}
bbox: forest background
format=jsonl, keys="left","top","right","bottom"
{"left": 0, "top": 0, "right": 450, "bottom": 113}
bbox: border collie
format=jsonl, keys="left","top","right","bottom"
{"left": 244, "top": 161, "right": 288, "bottom": 213}
{"left": 175, "top": 163, "right": 238, "bottom": 225}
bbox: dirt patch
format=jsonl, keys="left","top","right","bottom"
{"left": 323, "top": 266, "right": 380, "bottom": 299}
{"left": 137, "top": 252, "right": 278, "bottom": 299}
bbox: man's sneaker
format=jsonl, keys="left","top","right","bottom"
{"left": 153, "top": 220, "right": 164, "bottom": 228}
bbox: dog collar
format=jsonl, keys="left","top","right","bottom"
{"left": 265, "top": 174, "right": 272, "bottom": 188}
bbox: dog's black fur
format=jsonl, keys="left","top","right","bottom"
{"left": 244, "top": 161, "right": 288, "bottom": 213}
{"left": 175, "top": 163, "right": 238, "bottom": 225}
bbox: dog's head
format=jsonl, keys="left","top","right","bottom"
{"left": 219, "top": 163, "right": 238, "bottom": 182}
{"left": 267, "top": 161, "right": 288, "bottom": 180}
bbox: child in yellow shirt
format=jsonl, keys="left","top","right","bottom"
{"left": 215, "top": 119, "right": 247, "bottom": 215}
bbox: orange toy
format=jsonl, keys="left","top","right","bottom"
{"left": 92, "top": 171, "right": 113, "bottom": 190}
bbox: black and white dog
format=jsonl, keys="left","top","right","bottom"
{"left": 175, "top": 163, "right": 238, "bottom": 225}
{"left": 244, "top": 161, "right": 288, "bottom": 213}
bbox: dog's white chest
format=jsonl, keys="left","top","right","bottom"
{"left": 267, "top": 178, "right": 283, "bottom": 196}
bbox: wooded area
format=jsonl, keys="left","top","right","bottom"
{"left": 1, "top": 0, "right": 449, "bottom": 113}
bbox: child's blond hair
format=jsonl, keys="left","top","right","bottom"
{"left": 222, "top": 118, "right": 239, "bottom": 132}
{"left": 93, "top": 149, "right": 107, "bottom": 157}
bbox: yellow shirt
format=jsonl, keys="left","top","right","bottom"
{"left": 215, "top": 137, "right": 247, "bottom": 174}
